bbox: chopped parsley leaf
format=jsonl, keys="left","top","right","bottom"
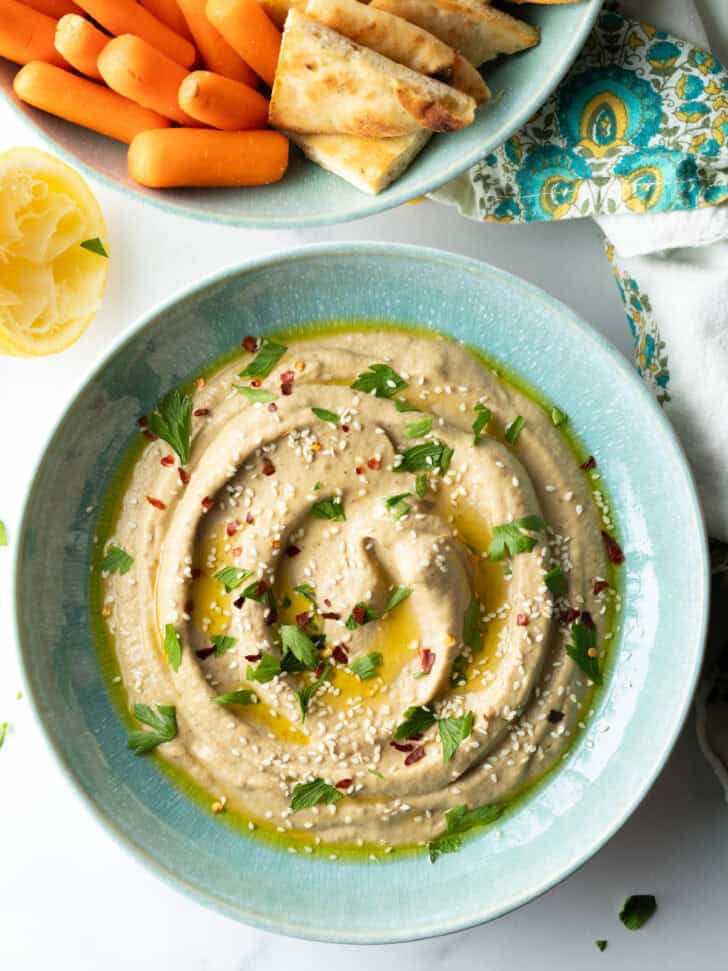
{"left": 386, "top": 492, "right": 412, "bottom": 519}
{"left": 394, "top": 705, "right": 435, "bottom": 740}
{"left": 551, "top": 406, "right": 568, "bottom": 427}
{"left": 595, "top": 941, "right": 608, "bottom": 952}
{"left": 102, "top": 544, "right": 133, "bottom": 575}
{"left": 214, "top": 566, "right": 252, "bottom": 592}
{"left": 384, "top": 586, "right": 412, "bottom": 613}
{"left": 428, "top": 834, "right": 462, "bottom": 862}
{"left": 349, "top": 652, "right": 383, "bottom": 681}
{"left": 311, "top": 496, "right": 346, "bottom": 521}
{"left": 290, "top": 777, "right": 343, "bottom": 810}
{"left": 236, "top": 386, "right": 277, "bottom": 403}
{"left": 438, "top": 712, "right": 474, "bottom": 763}
{"left": 148, "top": 388, "right": 193, "bottom": 465}
{"left": 163, "top": 624, "right": 182, "bottom": 671}
{"left": 211, "top": 634, "right": 236, "bottom": 656}
{"left": 311, "top": 407, "right": 340, "bottom": 423}
{"left": 428, "top": 801, "right": 503, "bottom": 862}
{"left": 295, "top": 660, "right": 330, "bottom": 721}
{"left": 294, "top": 583, "right": 317, "bottom": 605}
{"left": 345, "top": 602, "right": 378, "bottom": 629}
{"left": 213, "top": 689, "right": 258, "bottom": 706}
{"left": 127, "top": 703, "right": 177, "bottom": 755}
{"left": 405, "top": 416, "right": 433, "bottom": 438}
{"left": 619, "top": 895, "right": 657, "bottom": 931}
{"left": 544, "top": 566, "right": 568, "bottom": 596}
{"left": 565, "top": 621, "right": 603, "bottom": 685}
{"left": 394, "top": 399, "right": 418, "bottom": 413}
{"left": 80, "top": 236, "right": 108, "bottom": 257}
{"left": 504, "top": 415, "right": 526, "bottom": 445}
{"left": 246, "top": 653, "right": 281, "bottom": 683}
{"left": 472, "top": 403, "right": 492, "bottom": 444}
{"left": 280, "top": 625, "right": 320, "bottom": 669}
{"left": 351, "top": 363, "right": 407, "bottom": 398}
{"left": 415, "top": 474, "right": 428, "bottom": 498}
{"left": 396, "top": 441, "right": 453, "bottom": 475}
{"left": 487, "top": 516, "right": 546, "bottom": 560}
{"left": 239, "top": 340, "right": 287, "bottom": 378}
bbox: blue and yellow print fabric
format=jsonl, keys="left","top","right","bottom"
{"left": 449, "top": 2, "right": 728, "bottom": 223}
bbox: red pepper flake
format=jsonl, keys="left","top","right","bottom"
{"left": 560, "top": 607, "right": 580, "bottom": 625}
{"left": 419, "top": 648, "right": 435, "bottom": 673}
{"left": 267, "top": 402, "right": 277, "bottom": 412}
{"left": 593, "top": 579, "right": 609, "bottom": 595}
{"left": 233, "top": 597, "right": 244, "bottom": 609}
{"left": 245, "top": 652, "right": 262, "bottom": 662}
{"left": 314, "top": 661, "right": 325, "bottom": 678}
{"left": 324, "top": 598, "right": 332, "bottom": 607}
{"left": 143, "top": 429, "right": 158, "bottom": 442}
{"left": 341, "top": 424, "right": 349, "bottom": 432}
{"left": 580, "top": 610, "right": 595, "bottom": 629}
{"left": 404, "top": 745, "right": 426, "bottom": 766}
{"left": 193, "top": 408, "right": 210, "bottom": 418}
{"left": 335, "top": 778, "right": 353, "bottom": 790}
{"left": 138, "top": 416, "right": 148, "bottom": 427}
{"left": 580, "top": 455, "right": 597, "bottom": 471}
{"left": 191, "top": 567, "right": 201, "bottom": 579}
{"left": 160, "top": 455, "right": 174, "bottom": 466}
{"left": 295, "top": 611, "right": 310, "bottom": 628}
{"left": 601, "top": 530, "right": 625, "bottom": 565}
{"left": 280, "top": 369, "right": 295, "bottom": 384}
{"left": 146, "top": 496, "right": 166, "bottom": 510}
{"left": 226, "top": 520, "right": 241, "bottom": 537}
{"left": 332, "top": 644, "right": 348, "bottom": 664}
{"left": 390, "top": 740, "right": 413, "bottom": 753}
{"left": 195, "top": 647, "right": 215, "bottom": 660}
{"left": 255, "top": 580, "right": 268, "bottom": 598}
{"left": 352, "top": 605, "right": 367, "bottom": 625}
{"left": 516, "top": 613, "right": 530, "bottom": 627}
{"left": 264, "top": 607, "right": 278, "bottom": 626}
{"left": 281, "top": 381, "right": 293, "bottom": 396}
{"left": 232, "top": 546, "right": 242, "bottom": 556}
{"left": 251, "top": 378, "right": 262, "bottom": 388}
{"left": 245, "top": 512, "right": 254, "bottom": 524}
{"left": 201, "top": 496, "right": 214, "bottom": 511}
{"left": 322, "top": 611, "right": 341, "bottom": 620}
{"left": 547, "top": 709, "right": 564, "bottom": 724}
{"left": 367, "top": 457, "right": 381, "bottom": 471}
{"left": 285, "top": 545, "right": 301, "bottom": 558}
{"left": 242, "top": 336, "right": 259, "bottom": 354}
{"left": 355, "top": 466, "right": 364, "bottom": 475}
{"left": 262, "top": 458, "right": 275, "bottom": 476}
{"left": 178, "top": 468, "right": 190, "bottom": 485}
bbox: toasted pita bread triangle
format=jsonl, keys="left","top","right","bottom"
{"left": 269, "top": 11, "right": 476, "bottom": 137}
{"left": 304, "top": 0, "right": 489, "bottom": 105}
{"left": 370, "top": 0, "right": 539, "bottom": 66}
{"left": 288, "top": 129, "right": 432, "bottom": 193}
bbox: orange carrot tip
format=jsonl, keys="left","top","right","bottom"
{"left": 178, "top": 70, "right": 269, "bottom": 130}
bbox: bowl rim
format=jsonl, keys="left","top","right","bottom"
{"left": 13, "top": 241, "right": 710, "bottom": 943}
{"left": 0, "top": 0, "right": 603, "bottom": 229}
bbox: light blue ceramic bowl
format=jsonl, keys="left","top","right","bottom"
{"left": 15, "top": 243, "right": 708, "bottom": 942}
{"left": 0, "top": 1, "right": 601, "bottom": 227}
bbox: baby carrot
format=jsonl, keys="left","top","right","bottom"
{"left": 14, "top": 61, "right": 171, "bottom": 143}
{"left": 139, "top": 0, "right": 194, "bottom": 43}
{"left": 176, "top": 0, "right": 257, "bottom": 87}
{"left": 178, "top": 71, "right": 268, "bottom": 130}
{"left": 23, "top": 0, "right": 82, "bottom": 15}
{"left": 55, "top": 14, "right": 108, "bottom": 80}
{"left": 128, "top": 128, "right": 289, "bottom": 187}
{"left": 206, "top": 0, "right": 281, "bottom": 87}
{"left": 0, "top": 0, "right": 65, "bottom": 66}
{"left": 73, "top": 0, "right": 196, "bottom": 67}
{"left": 98, "top": 34, "right": 197, "bottom": 126}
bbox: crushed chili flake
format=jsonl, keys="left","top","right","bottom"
{"left": 245, "top": 652, "right": 262, "bottom": 662}
{"left": 335, "top": 778, "right": 353, "bottom": 790}
{"left": 195, "top": 647, "right": 215, "bottom": 660}
{"left": 593, "top": 579, "right": 609, "bottom": 594}
{"left": 226, "top": 520, "right": 241, "bottom": 537}
{"left": 232, "top": 546, "right": 242, "bottom": 556}
{"left": 580, "top": 610, "right": 595, "bottom": 629}
{"left": 245, "top": 512, "right": 254, "bottom": 524}
{"left": 264, "top": 608, "right": 278, "bottom": 626}
{"left": 322, "top": 611, "right": 341, "bottom": 621}
{"left": 355, "top": 466, "right": 364, "bottom": 475}
{"left": 138, "top": 416, "right": 148, "bottom": 427}
{"left": 178, "top": 468, "right": 190, "bottom": 485}
{"left": 262, "top": 458, "right": 275, "bottom": 476}
{"left": 146, "top": 496, "right": 166, "bottom": 510}
{"left": 419, "top": 648, "right": 435, "bottom": 673}
{"left": 324, "top": 598, "right": 332, "bottom": 607}
{"left": 341, "top": 424, "right": 349, "bottom": 432}
{"left": 193, "top": 408, "right": 210, "bottom": 418}
{"left": 390, "top": 740, "right": 413, "bottom": 753}
{"left": 254, "top": 580, "right": 268, "bottom": 597}
{"left": 285, "top": 545, "right": 300, "bottom": 558}
{"left": 161, "top": 455, "right": 174, "bottom": 466}
{"left": 233, "top": 597, "right": 244, "bottom": 609}
{"left": 295, "top": 611, "right": 310, "bottom": 628}
{"left": 251, "top": 379, "right": 262, "bottom": 388}
{"left": 281, "top": 381, "right": 293, "bottom": 396}
{"left": 201, "top": 496, "right": 214, "bottom": 511}
{"left": 267, "top": 403, "right": 277, "bottom": 412}
{"left": 516, "top": 613, "right": 530, "bottom": 627}
{"left": 280, "top": 369, "right": 295, "bottom": 384}
{"left": 314, "top": 661, "right": 325, "bottom": 678}
{"left": 332, "top": 644, "right": 348, "bottom": 664}
{"left": 367, "top": 457, "right": 381, "bottom": 471}
{"left": 352, "top": 605, "right": 367, "bottom": 625}
{"left": 242, "top": 336, "right": 259, "bottom": 353}
{"left": 560, "top": 607, "right": 580, "bottom": 624}
{"left": 404, "top": 745, "right": 426, "bottom": 766}
{"left": 547, "top": 709, "right": 564, "bottom": 724}
{"left": 142, "top": 430, "right": 158, "bottom": 442}
{"left": 601, "top": 530, "right": 625, "bottom": 565}
{"left": 580, "top": 455, "right": 597, "bottom": 471}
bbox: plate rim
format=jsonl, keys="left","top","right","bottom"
{"left": 13, "top": 240, "right": 710, "bottom": 943}
{"left": 0, "top": 0, "right": 602, "bottom": 229}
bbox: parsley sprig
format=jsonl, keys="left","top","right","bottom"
{"left": 395, "top": 441, "right": 453, "bottom": 475}
{"left": 290, "top": 777, "right": 343, "bottom": 810}
{"left": 311, "top": 496, "right": 346, "bottom": 521}
{"left": 349, "top": 652, "right": 383, "bottom": 681}
{"left": 428, "top": 802, "right": 503, "bottom": 862}
{"left": 148, "top": 388, "right": 193, "bottom": 465}
{"left": 351, "top": 364, "right": 407, "bottom": 398}
{"left": 239, "top": 340, "right": 287, "bottom": 378}
{"left": 127, "top": 703, "right": 177, "bottom": 755}
{"left": 214, "top": 566, "right": 252, "bottom": 592}
{"left": 565, "top": 621, "right": 603, "bottom": 685}
{"left": 102, "top": 544, "right": 133, "bottom": 575}
{"left": 294, "top": 660, "right": 330, "bottom": 721}
{"left": 472, "top": 403, "right": 491, "bottom": 444}
{"left": 487, "top": 516, "right": 546, "bottom": 560}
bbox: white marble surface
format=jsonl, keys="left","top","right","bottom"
{"left": 1, "top": 2, "right": 727, "bottom": 967}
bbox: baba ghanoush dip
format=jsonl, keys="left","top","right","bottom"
{"left": 98, "top": 325, "right": 622, "bottom": 861}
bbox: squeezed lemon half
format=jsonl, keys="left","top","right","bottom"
{"left": 0, "top": 146, "right": 108, "bottom": 356}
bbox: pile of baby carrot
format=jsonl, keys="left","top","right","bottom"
{"left": 1, "top": 0, "right": 289, "bottom": 187}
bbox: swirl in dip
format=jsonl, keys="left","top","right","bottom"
{"left": 101, "top": 327, "right": 621, "bottom": 857}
